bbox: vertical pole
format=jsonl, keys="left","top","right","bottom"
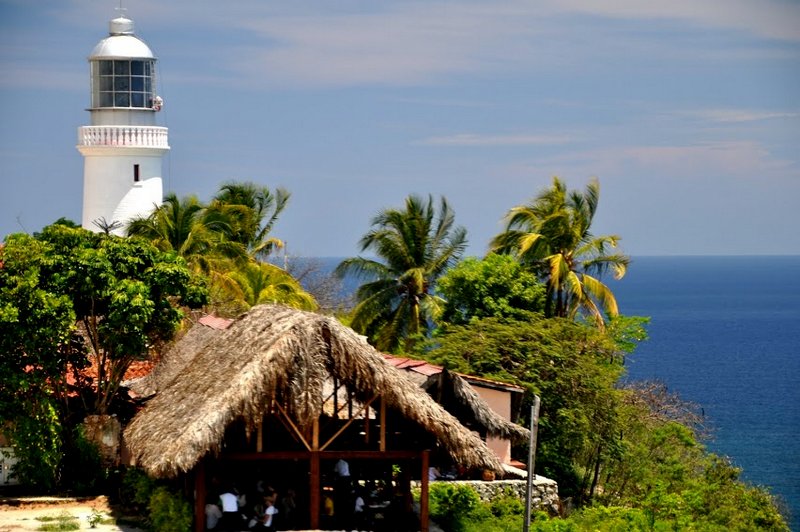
{"left": 523, "top": 395, "right": 541, "bottom": 532}
{"left": 193, "top": 459, "right": 206, "bottom": 532}
{"left": 379, "top": 398, "right": 386, "bottom": 452}
{"left": 420, "top": 450, "right": 430, "bottom": 532}
{"left": 310, "top": 451, "right": 320, "bottom": 530}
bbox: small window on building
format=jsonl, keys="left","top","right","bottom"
{"left": 133, "top": 164, "right": 140, "bottom": 182}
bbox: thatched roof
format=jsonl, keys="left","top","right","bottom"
{"left": 422, "top": 369, "right": 530, "bottom": 443}
{"left": 383, "top": 355, "right": 529, "bottom": 443}
{"left": 124, "top": 305, "right": 504, "bottom": 478}
{"left": 125, "top": 315, "right": 225, "bottom": 398}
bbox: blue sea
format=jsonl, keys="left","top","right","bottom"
{"left": 306, "top": 255, "right": 800, "bottom": 528}
{"left": 614, "top": 256, "right": 800, "bottom": 529}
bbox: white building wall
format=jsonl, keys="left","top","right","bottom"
{"left": 80, "top": 148, "right": 164, "bottom": 234}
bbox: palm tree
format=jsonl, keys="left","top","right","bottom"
{"left": 336, "top": 195, "right": 467, "bottom": 352}
{"left": 490, "top": 177, "right": 629, "bottom": 327}
{"left": 223, "top": 261, "right": 317, "bottom": 312}
{"left": 208, "top": 182, "right": 290, "bottom": 260}
{"left": 126, "top": 193, "right": 246, "bottom": 274}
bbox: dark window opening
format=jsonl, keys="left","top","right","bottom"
{"left": 134, "top": 164, "right": 140, "bottom": 182}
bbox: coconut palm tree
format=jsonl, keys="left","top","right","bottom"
{"left": 490, "top": 177, "right": 629, "bottom": 327}
{"left": 208, "top": 182, "right": 290, "bottom": 260}
{"left": 126, "top": 193, "right": 246, "bottom": 274}
{"left": 224, "top": 261, "right": 317, "bottom": 312}
{"left": 336, "top": 194, "right": 467, "bottom": 352}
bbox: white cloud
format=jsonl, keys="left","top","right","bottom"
{"left": 417, "top": 133, "right": 574, "bottom": 147}
{"left": 555, "top": 0, "right": 800, "bottom": 42}
{"left": 685, "top": 109, "right": 800, "bottom": 123}
{"left": 514, "top": 141, "right": 798, "bottom": 182}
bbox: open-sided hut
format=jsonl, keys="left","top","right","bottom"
{"left": 124, "top": 305, "right": 506, "bottom": 531}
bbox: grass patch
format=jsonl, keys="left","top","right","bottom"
{"left": 36, "top": 511, "right": 80, "bottom": 531}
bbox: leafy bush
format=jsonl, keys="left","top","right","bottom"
{"left": 148, "top": 486, "right": 193, "bottom": 532}
{"left": 429, "top": 483, "right": 481, "bottom": 532}
{"left": 120, "top": 467, "right": 156, "bottom": 508}
{"left": 60, "top": 426, "right": 105, "bottom": 494}
{"left": 8, "top": 399, "right": 62, "bottom": 490}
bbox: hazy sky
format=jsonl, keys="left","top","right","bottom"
{"left": 1, "top": 0, "right": 798, "bottom": 257}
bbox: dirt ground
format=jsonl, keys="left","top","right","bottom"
{"left": 0, "top": 496, "right": 144, "bottom": 532}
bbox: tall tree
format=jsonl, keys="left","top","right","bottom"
{"left": 126, "top": 192, "right": 246, "bottom": 273}
{"left": 210, "top": 181, "right": 290, "bottom": 260}
{"left": 336, "top": 195, "right": 467, "bottom": 352}
{"left": 491, "top": 177, "right": 629, "bottom": 327}
{"left": 224, "top": 261, "right": 317, "bottom": 312}
{"left": 33, "top": 224, "right": 207, "bottom": 414}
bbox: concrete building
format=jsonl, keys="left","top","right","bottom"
{"left": 77, "top": 14, "right": 167, "bottom": 235}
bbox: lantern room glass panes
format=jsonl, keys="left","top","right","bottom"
{"left": 91, "top": 59, "right": 155, "bottom": 109}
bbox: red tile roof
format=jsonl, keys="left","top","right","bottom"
{"left": 382, "top": 353, "right": 523, "bottom": 392}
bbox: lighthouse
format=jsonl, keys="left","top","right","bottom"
{"left": 77, "top": 14, "right": 167, "bottom": 234}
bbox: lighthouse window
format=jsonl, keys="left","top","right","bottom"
{"left": 91, "top": 59, "right": 155, "bottom": 110}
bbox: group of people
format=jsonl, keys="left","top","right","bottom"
{"left": 205, "top": 481, "right": 296, "bottom": 531}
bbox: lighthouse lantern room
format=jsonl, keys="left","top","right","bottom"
{"left": 78, "top": 14, "right": 167, "bottom": 234}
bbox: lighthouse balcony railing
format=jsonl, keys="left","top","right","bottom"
{"left": 78, "top": 126, "right": 169, "bottom": 149}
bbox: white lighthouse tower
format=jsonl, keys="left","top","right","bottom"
{"left": 77, "top": 14, "right": 167, "bottom": 234}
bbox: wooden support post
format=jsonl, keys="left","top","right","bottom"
{"left": 312, "top": 418, "right": 319, "bottom": 451}
{"left": 256, "top": 418, "right": 263, "bottom": 453}
{"left": 310, "top": 451, "right": 320, "bottom": 530}
{"left": 379, "top": 398, "right": 386, "bottom": 452}
{"left": 364, "top": 405, "right": 371, "bottom": 445}
{"left": 420, "top": 450, "right": 430, "bottom": 532}
{"left": 333, "top": 376, "right": 339, "bottom": 416}
{"left": 193, "top": 459, "right": 206, "bottom": 532}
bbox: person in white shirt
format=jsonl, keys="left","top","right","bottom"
{"left": 219, "top": 487, "right": 240, "bottom": 530}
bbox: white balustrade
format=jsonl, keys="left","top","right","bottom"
{"left": 78, "top": 126, "right": 169, "bottom": 148}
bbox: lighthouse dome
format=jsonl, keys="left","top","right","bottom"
{"left": 89, "top": 16, "right": 154, "bottom": 59}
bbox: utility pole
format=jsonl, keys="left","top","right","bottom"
{"left": 523, "top": 395, "right": 541, "bottom": 532}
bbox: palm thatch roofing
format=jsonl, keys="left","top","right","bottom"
{"left": 125, "top": 315, "right": 227, "bottom": 399}
{"left": 421, "top": 369, "right": 529, "bottom": 443}
{"left": 124, "top": 305, "right": 505, "bottom": 478}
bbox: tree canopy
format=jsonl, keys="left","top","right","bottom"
{"left": 336, "top": 194, "right": 467, "bottom": 352}
{"left": 491, "top": 177, "right": 629, "bottom": 327}
{"left": 436, "top": 254, "right": 546, "bottom": 324}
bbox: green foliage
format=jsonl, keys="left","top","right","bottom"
{"left": 27, "top": 224, "right": 208, "bottom": 414}
{"left": 336, "top": 194, "right": 467, "bottom": 352}
{"left": 87, "top": 509, "right": 104, "bottom": 528}
{"left": 420, "top": 315, "right": 624, "bottom": 496}
{"left": 120, "top": 467, "right": 157, "bottom": 508}
{"left": 148, "top": 486, "right": 193, "bottom": 532}
{"left": 209, "top": 181, "right": 290, "bottom": 260}
{"left": 491, "top": 177, "right": 629, "bottom": 326}
{"left": 6, "top": 398, "right": 62, "bottom": 490}
{"left": 36, "top": 512, "right": 80, "bottom": 531}
{"left": 437, "top": 254, "right": 546, "bottom": 324}
{"left": 428, "top": 485, "right": 525, "bottom": 532}
{"left": 60, "top": 426, "right": 105, "bottom": 495}
{"left": 222, "top": 261, "right": 317, "bottom": 312}
{"left": 428, "top": 483, "right": 481, "bottom": 532}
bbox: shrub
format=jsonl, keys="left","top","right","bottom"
{"left": 60, "top": 426, "right": 105, "bottom": 494}
{"left": 120, "top": 467, "right": 156, "bottom": 508}
{"left": 148, "top": 486, "right": 192, "bottom": 532}
{"left": 429, "top": 483, "right": 481, "bottom": 532}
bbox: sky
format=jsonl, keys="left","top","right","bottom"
{"left": 1, "top": 0, "right": 798, "bottom": 257}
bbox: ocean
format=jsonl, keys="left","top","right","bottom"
{"left": 305, "top": 255, "right": 800, "bottom": 528}
{"left": 614, "top": 256, "right": 800, "bottom": 529}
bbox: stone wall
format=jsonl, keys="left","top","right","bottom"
{"left": 415, "top": 477, "right": 560, "bottom": 515}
